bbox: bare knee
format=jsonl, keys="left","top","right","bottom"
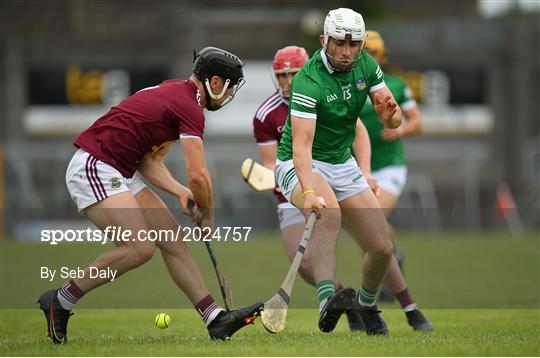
{"left": 372, "top": 236, "right": 394, "bottom": 261}
{"left": 158, "top": 239, "right": 188, "bottom": 256}
{"left": 127, "top": 244, "right": 155, "bottom": 268}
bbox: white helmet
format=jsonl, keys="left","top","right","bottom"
{"left": 323, "top": 8, "right": 366, "bottom": 46}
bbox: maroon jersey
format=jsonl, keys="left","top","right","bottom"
{"left": 253, "top": 92, "right": 289, "bottom": 204}
{"left": 75, "top": 79, "right": 204, "bottom": 178}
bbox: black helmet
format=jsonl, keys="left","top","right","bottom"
{"left": 192, "top": 47, "right": 244, "bottom": 86}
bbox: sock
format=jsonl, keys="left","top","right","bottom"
{"left": 394, "top": 288, "right": 416, "bottom": 311}
{"left": 404, "top": 303, "right": 418, "bottom": 312}
{"left": 195, "top": 295, "right": 224, "bottom": 326}
{"left": 316, "top": 279, "right": 335, "bottom": 312}
{"left": 358, "top": 284, "right": 378, "bottom": 307}
{"left": 57, "top": 280, "right": 85, "bottom": 310}
{"left": 319, "top": 297, "right": 329, "bottom": 312}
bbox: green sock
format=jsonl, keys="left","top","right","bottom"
{"left": 316, "top": 279, "right": 335, "bottom": 305}
{"left": 358, "top": 284, "right": 378, "bottom": 306}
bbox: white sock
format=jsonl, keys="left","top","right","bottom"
{"left": 319, "top": 297, "right": 329, "bottom": 313}
{"left": 203, "top": 304, "right": 224, "bottom": 327}
{"left": 404, "top": 303, "right": 418, "bottom": 312}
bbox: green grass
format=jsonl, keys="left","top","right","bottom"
{"left": 0, "top": 308, "right": 538, "bottom": 356}
{"left": 1, "top": 230, "right": 539, "bottom": 355}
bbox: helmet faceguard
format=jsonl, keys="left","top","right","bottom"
{"left": 271, "top": 46, "right": 309, "bottom": 98}
{"left": 323, "top": 8, "right": 367, "bottom": 73}
{"left": 192, "top": 47, "right": 245, "bottom": 111}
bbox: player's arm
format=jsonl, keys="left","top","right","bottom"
{"left": 369, "top": 86, "right": 402, "bottom": 129}
{"left": 257, "top": 143, "right": 278, "bottom": 171}
{"left": 381, "top": 103, "right": 422, "bottom": 141}
{"left": 365, "top": 54, "right": 401, "bottom": 129}
{"left": 180, "top": 137, "right": 214, "bottom": 226}
{"left": 138, "top": 143, "right": 194, "bottom": 206}
{"left": 291, "top": 115, "right": 323, "bottom": 211}
{"left": 353, "top": 119, "right": 379, "bottom": 195}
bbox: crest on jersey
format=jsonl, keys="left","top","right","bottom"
{"left": 109, "top": 177, "right": 122, "bottom": 189}
{"left": 356, "top": 78, "right": 366, "bottom": 91}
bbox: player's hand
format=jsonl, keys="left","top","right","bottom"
{"left": 381, "top": 127, "right": 404, "bottom": 142}
{"left": 365, "top": 174, "right": 380, "bottom": 196}
{"left": 179, "top": 186, "right": 195, "bottom": 213}
{"left": 273, "top": 186, "right": 282, "bottom": 195}
{"left": 303, "top": 193, "right": 326, "bottom": 219}
{"left": 179, "top": 193, "right": 203, "bottom": 225}
{"left": 185, "top": 200, "right": 213, "bottom": 231}
{"left": 374, "top": 92, "right": 400, "bottom": 129}
{"left": 199, "top": 214, "right": 214, "bottom": 232}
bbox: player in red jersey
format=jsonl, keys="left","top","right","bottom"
{"left": 37, "top": 47, "right": 263, "bottom": 343}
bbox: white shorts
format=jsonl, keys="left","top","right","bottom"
{"left": 372, "top": 165, "right": 408, "bottom": 197}
{"left": 66, "top": 148, "right": 147, "bottom": 212}
{"left": 277, "top": 202, "right": 305, "bottom": 229}
{"left": 275, "top": 156, "right": 370, "bottom": 202}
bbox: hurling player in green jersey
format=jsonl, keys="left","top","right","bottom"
{"left": 352, "top": 30, "right": 432, "bottom": 331}
{"left": 276, "top": 8, "right": 404, "bottom": 335}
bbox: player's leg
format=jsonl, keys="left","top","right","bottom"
{"left": 133, "top": 185, "right": 209, "bottom": 302}
{"left": 375, "top": 189, "right": 403, "bottom": 302}
{"left": 373, "top": 167, "right": 432, "bottom": 331}
{"left": 328, "top": 157, "right": 392, "bottom": 335}
{"left": 37, "top": 190, "right": 154, "bottom": 343}
{"left": 377, "top": 189, "right": 399, "bottom": 216}
{"left": 132, "top": 180, "right": 263, "bottom": 339}
{"left": 289, "top": 173, "right": 344, "bottom": 304}
{"left": 373, "top": 166, "right": 406, "bottom": 302}
{"left": 278, "top": 204, "right": 316, "bottom": 285}
{"left": 339, "top": 190, "right": 393, "bottom": 296}
{"left": 278, "top": 202, "right": 365, "bottom": 331}
{"left": 38, "top": 150, "right": 155, "bottom": 344}
{"left": 275, "top": 159, "right": 356, "bottom": 333}
{"left": 339, "top": 190, "right": 392, "bottom": 335}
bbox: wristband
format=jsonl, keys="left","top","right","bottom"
{"left": 302, "top": 189, "right": 315, "bottom": 198}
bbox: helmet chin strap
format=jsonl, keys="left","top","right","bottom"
{"left": 323, "top": 35, "right": 364, "bottom": 74}
{"left": 203, "top": 78, "right": 231, "bottom": 111}
{"left": 205, "top": 78, "right": 230, "bottom": 99}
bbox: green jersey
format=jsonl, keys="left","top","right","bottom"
{"left": 277, "top": 49, "right": 385, "bottom": 164}
{"left": 359, "top": 73, "right": 416, "bottom": 171}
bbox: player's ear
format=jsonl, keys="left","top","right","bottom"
{"left": 210, "top": 76, "right": 222, "bottom": 90}
{"left": 319, "top": 35, "right": 325, "bottom": 47}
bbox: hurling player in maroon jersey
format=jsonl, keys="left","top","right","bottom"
{"left": 37, "top": 47, "right": 262, "bottom": 343}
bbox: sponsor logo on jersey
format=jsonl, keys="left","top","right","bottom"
{"left": 326, "top": 93, "right": 338, "bottom": 102}
{"left": 109, "top": 177, "right": 122, "bottom": 189}
{"left": 356, "top": 78, "right": 366, "bottom": 91}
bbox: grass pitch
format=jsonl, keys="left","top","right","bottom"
{"left": 1, "top": 231, "right": 539, "bottom": 355}
{"left": 1, "top": 308, "right": 538, "bottom": 356}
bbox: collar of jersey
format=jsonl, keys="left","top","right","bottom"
{"left": 320, "top": 50, "right": 335, "bottom": 74}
